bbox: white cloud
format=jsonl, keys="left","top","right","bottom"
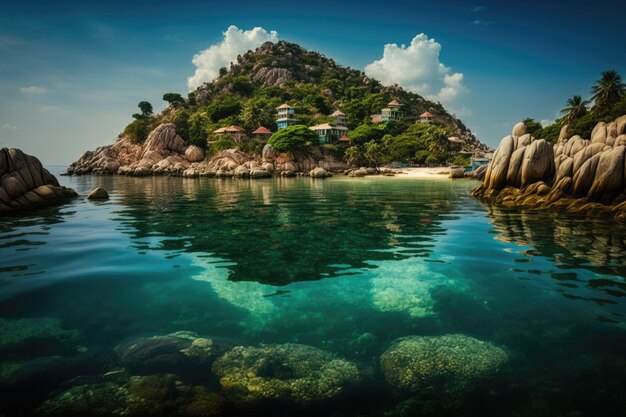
{"left": 471, "top": 19, "right": 493, "bottom": 26}
{"left": 20, "top": 86, "right": 46, "bottom": 94}
{"left": 540, "top": 119, "right": 555, "bottom": 127}
{"left": 471, "top": 6, "right": 486, "bottom": 12}
{"left": 2, "top": 123, "right": 18, "bottom": 130}
{"left": 187, "top": 25, "right": 278, "bottom": 91}
{"left": 364, "top": 33, "right": 467, "bottom": 104}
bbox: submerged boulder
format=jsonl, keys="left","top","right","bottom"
{"left": 380, "top": 334, "right": 508, "bottom": 393}
{"left": 87, "top": 187, "right": 109, "bottom": 200}
{"left": 212, "top": 343, "right": 360, "bottom": 405}
{"left": 114, "top": 331, "right": 230, "bottom": 377}
{"left": 309, "top": 167, "right": 332, "bottom": 178}
{"left": 0, "top": 148, "right": 77, "bottom": 214}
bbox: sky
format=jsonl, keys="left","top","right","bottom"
{"left": 1, "top": 0, "right": 625, "bottom": 165}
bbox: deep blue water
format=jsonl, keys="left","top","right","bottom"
{"left": 1, "top": 167, "right": 625, "bottom": 416}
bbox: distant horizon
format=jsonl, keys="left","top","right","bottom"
{"left": 1, "top": 0, "right": 625, "bottom": 164}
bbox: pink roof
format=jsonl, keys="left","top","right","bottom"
{"left": 420, "top": 111, "right": 434, "bottom": 118}
{"left": 330, "top": 110, "right": 345, "bottom": 117}
{"left": 252, "top": 126, "right": 272, "bottom": 135}
{"left": 276, "top": 103, "right": 293, "bottom": 109}
{"left": 388, "top": 100, "right": 400, "bottom": 106}
{"left": 371, "top": 116, "right": 383, "bottom": 123}
{"left": 338, "top": 135, "right": 351, "bottom": 142}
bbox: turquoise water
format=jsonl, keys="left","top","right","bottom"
{"left": 1, "top": 168, "right": 626, "bottom": 416}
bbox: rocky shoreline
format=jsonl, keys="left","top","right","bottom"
{"left": 472, "top": 115, "right": 626, "bottom": 219}
{"left": 66, "top": 123, "right": 352, "bottom": 179}
{"left": 0, "top": 148, "right": 77, "bottom": 214}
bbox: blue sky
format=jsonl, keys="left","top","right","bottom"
{"left": 1, "top": 0, "right": 625, "bottom": 164}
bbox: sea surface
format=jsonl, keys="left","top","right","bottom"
{"left": 1, "top": 167, "right": 625, "bottom": 416}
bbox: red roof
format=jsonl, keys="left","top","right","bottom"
{"left": 388, "top": 100, "right": 401, "bottom": 106}
{"left": 371, "top": 116, "right": 383, "bottom": 123}
{"left": 252, "top": 126, "right": 272, "bottom": 135}
{"left": 420, "top": 112, "right": 433, "bottom": 118}
{"left": 338, "top": 135, "right": 351, "bottom": 142}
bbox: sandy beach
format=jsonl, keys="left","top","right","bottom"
{"left": 390, "top": 167, "right": 454, "bottom": 178}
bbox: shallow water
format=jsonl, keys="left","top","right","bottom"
{"left": 1, "top": 168, "right": 625, "bottom": 416}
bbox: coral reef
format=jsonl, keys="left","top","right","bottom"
{"left": 380, "top": 334, "right": 508, "bottom": 393}
{"left": 211, "top": 343, "right": 360, "bottom": 404}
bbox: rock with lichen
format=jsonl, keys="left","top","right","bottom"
{"left": 211, "top": 343, "right": 360, "bottom": 405}
{"left": 380, "top": 334, "right": 508, "bottom": 393}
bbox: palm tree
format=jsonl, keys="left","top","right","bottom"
{"left": 590, "top": 70, "right": 625, "bottom": 116}
{"left": 560, "top": 95, "right": 589, "bottom": 124}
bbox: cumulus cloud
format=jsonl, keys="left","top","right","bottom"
{"left": 187, "top": 25, "right": 278, "bottom": 91}
{"left": 20, "top": 86, "right": 46, "bottom": 94}
{"left": 364, "top": 33, "right": 466, "bottom": 104}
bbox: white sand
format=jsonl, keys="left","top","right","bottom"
{"left": 391, "top": 167, "right": 451, "bottom": 179}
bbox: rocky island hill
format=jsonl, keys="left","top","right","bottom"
{"left": 67, "top": 41, "right": 488, "bottom": 178}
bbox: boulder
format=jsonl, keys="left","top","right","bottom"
{"left": 0, "top": 148, "right": 77, "bottom": 214}
{"left": 309, "top": 167, "right": 331, "bottom": 178}
{"left": 588, "top": 146, "right": 625, "bottom": 198}
{"left": 520, "top": 139, "right": 554, "bottom": 188}
{"left": 184, "top": 145, "right": 205, "bottom": 163}
{"left": 448, "top": 167, "right": 465, "bottom": 179}
{"left": 485, "top": 135, "right": 515, "bottom": 190}
{"left": 558, "top": 124, "right": 573, "bottom": 142}
{"left": 380, "top": 334, "right": 508, "bottom": 393}
{"left": 512, "top": 122, "right": 526, "bottom": 137}
{"left": 591, "top": 122, "right": 607, "bottom": 144}
{"left": 87, "top": 187, "right": 109, "bottom": 200}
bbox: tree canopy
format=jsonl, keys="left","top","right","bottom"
{"left": 267, "top": 125, "right": 320, "bottom": 153}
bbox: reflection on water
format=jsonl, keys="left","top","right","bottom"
{"left": 0, "top": 170, "right": 625, "bottom": 416}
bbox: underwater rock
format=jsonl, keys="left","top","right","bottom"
{"left": 2, "top": 349, "right": 111, "bottom": 400}
{"left": 380, "top": 334, "right": 508, "bottom": 393}
{"left": 114, "top": 332, "right": 229, "bottom": 377}
{"left": 0, "top": 317, "right": 78, "bottom": 355}
{"left": 87, "top": 186, "right": 109, "bottom": 200}
{"left": 35, "top": 381, "right": 130, "bottom": 416}
{"left": 212, "top": 343, "right": 360, "bottom": 405}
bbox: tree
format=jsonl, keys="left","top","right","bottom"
{"left": 138, "top": 101, "right": 153, "bottom": 117}
{"left": 591, "top": 70, "right": 625, "bottom": 116}
{"left": 523, "top": 118, "right": 543, "bottom": 137}
{"left": 219, "top": 67, "right": 228, "bottom": 77}
{"left": 268, "top": 125, "right": 320, "bottom": 153}
{"left": 163, "top": 93, "right": 185, "bottom": 108}
{"left": 560, "top": 95, "right": 589, "bottom": 124}
{"left": 349, "top": 123, "right": 386, "bottom": 145}
{"left": 364, "top": 140, "right": 384, "bottom": 170}
{"left": 344, "top": 145, "right": 365, "bottom": 167}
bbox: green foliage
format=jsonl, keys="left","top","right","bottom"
{"left": 364, "top": 140, "right": 384, "bottom": 168}
{"left": 523, "top": 118, "right": 543, "bottom": 137}
{"left": 173, "top": 109, "right": 191, "bottom": 142}
{"left": 232, "top": 76, "right": 254, "bottom": 96}
{"left": 219, "top": 67, "right": 228, "bottom": 77}
{"left": 560, "top": 95, "right": 589, "bottom": 124}
{"left": 344, "top": 145, "right": 366, "bottom": 167}
{"left": 570, "top": 113, "right": 598, "bottom": 138}
{"left": 207, "top": 137, "right": 237, "bottom": 157}
{"left": 208, "top": 97, "right": 241, "bottom": 122}
{"left": 383, "top": 123, "right": 452, "bottom": 164}
{"left": 451, "top": 154, "right": 470, "bottom": 167}
{"left": 538, "top": 122, "right": 562, "bottom": 144}
{"left": 321, "top": 143, "right": 344, "bottom": 160}
{"left": 163, "top": 93, "right": 185, "bottom": 108}
{"left": 124, "top": 118, "right": 151, "bottom": 143}
{"left": 138, "top": 101, "right": 153, "bottom": 117}
{"left": 188, "top": 111, "right": 211, "bottom": 146}
{"left": 268, "top": 125, "right": 320, "bottom": 152}
{"left": 591, "top": 70, "right": 625, "bottom": 117}
{"left": 349, "top": 123, "right": 387, "bottom": 145}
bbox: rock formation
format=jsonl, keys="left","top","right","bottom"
{"left": 0, "top": 148, "right": 77, "bottom": 214}
{"left": 472, "top": 115, "right": 626, "bottom": 218}
{"left": 67, "top": 124, "right": 348, "bottom": 179}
